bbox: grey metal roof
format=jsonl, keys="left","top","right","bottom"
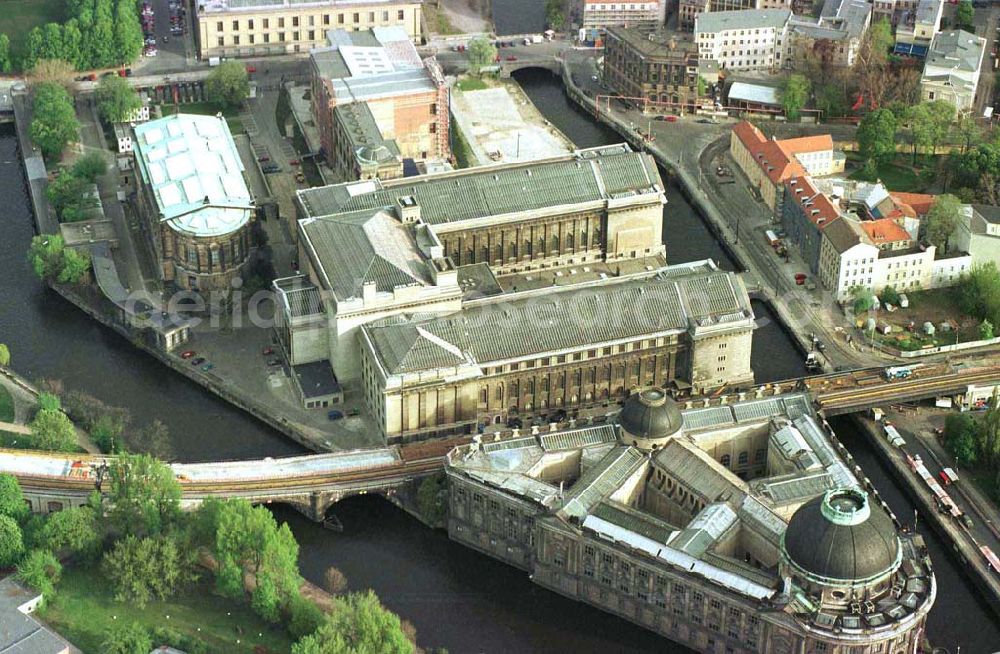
{"left": 0, "top": 577, "right": 70, "bottom": 654}
{"left": 653, "top": 439, "right": 747, "bottom": 504}
{"left": 301, "top": 209, "right": 430, "bottom": 302}
{"left": 364, "top": 265, "right": 752, "bottom": 374}
{"left": 559, "top": 447, "right": 646, "bottom": 519}
{"left": 670, "top": 502, "right": 738, "bottom": 557}
{"left": 755, "top": 470, "right": 835, "bottom": 504}
{"left": 682, "top": 393, "right": 813, "bottom": 432}
{"left": 727, "top": 82, "right": 780, "bottom": 107}
{"left": 695, "top": 9, "right": 791, "bottom": 33}
{"left": 592, "top": 501, "right": 678, "bottom": 544}
{"left": 925, "top": 30, "right": 985, "bottom": 74}
{"left": 335, "top": 102, "right": 401, "bottom": 160}
{"left": 297, "top": 144, "right": 662, "bottom": 226}
{"left": 619, "top": 390, "right": 683, "bottom": 441}
{"left": 539, "top": 424, "right": 618, "bottom": 451}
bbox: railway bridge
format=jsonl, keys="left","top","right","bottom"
{"left": 4, "top": 363, "right": 1000, "bottom": 521}
{"left": 7, "top": 438, "right": 463, "bottom": 522}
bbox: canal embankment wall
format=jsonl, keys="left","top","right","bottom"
{"left": 11, "top": 97, "right": 328, "bottom": 454}
{"left": 851, "top": 413, "right": 1000, "bottom": 620}
{"left": 559, "top": 64, "right": 815, "bottom": 361}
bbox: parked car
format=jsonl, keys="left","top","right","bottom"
{"left": 327, "top": 410, "right": 344, "bottom": 421}
{"left": 180, "top": 350, "right": 196, "bottom": 359}
{"left": 295, "top": 172, "right": 306, "bottom": 183}
{"left": 191, "top": 357, "right": 205, "bottom": 366}
{"left": 267, "top": 358, "right": 282, "bottom": 367}
{"left": 261, "top": 346, "right": 274, "bottom": 355}
{"left": 289, "top": 159, "right": 300, "bottom": 166}
{"left": 262, "top": 163, "right": 280, "bottom": 173}
{"left": 505, "top": 55, "right": 517, "bottom": 61}
{"left": 257, "top": 155, "right": 270, "bottom": 162}
{"left": 201, "top": 363, "right": 214, "bottom": 372}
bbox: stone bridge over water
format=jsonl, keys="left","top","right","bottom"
{"left": 5, "top": 363, "right": 1000, "bottom": 521}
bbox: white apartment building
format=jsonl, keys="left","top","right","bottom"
{"left": 581, "top": 0, "right": 666, "bottom": 30}
{"left": 818, "top": 218, "right": 880, "bottom": 302}
{"left": 695, "top": 9, "right": 792, "bottom": 72}
{"left": 921, "top": 30, "right": 987, "bottom": 112}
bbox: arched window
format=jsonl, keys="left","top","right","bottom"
{"left": 738, "top": 451, "right": 749, "bottom": 465}
{"left": 720, "top": 454, "right": 731, "bottom": 468}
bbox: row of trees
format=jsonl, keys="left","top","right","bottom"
{"left": 47, "top": 152, "right": 107, "bottom": 223}
{"left": 956, "top": 262, "right": 1000, "bottom": 334}
{"left": 21, "top": 0, "right": 144, "bottom": 71}
{"left": 30, "top": 81, "right": 79, "bottom": 161}
{"left": 27, "top": 234, "right": 91, "bottom": 285}
{"left": 856, "top": 100, "right": 959, "bottom": 174}
{"left": 1, "top": 451, "right": 417, "bottom": 653}
{"left": 943, "top": 402, "right": 1000, "bottom": 502}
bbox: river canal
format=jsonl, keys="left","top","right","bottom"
{"left": 0, "top": 63, "right": 997, "bottom": 651}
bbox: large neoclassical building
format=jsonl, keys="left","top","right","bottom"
{"left": 446, "top": 391, "right": 935, "bottom": 653}
{"left": 133, "top": 114, "right": 255, "bottom": 291}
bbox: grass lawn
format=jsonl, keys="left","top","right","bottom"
{"left": 0, "top": 386, "right": 13, "bottom": 423}
{"left": 869, "top": 288, "right": 979, "bottom": 351}
{"left": 159, "top": 102, "right": 245, "bottom": 134}
{"left": 0, "top": 0, "right": 63, "bottom": 67}
{"left": 845, "top": 152, "right": 938, "bottom": 193}
{"left": 450, "top": 118, "right": 475, "bottom": 169}
{"left": 456, "top": 77, "right": 489, "bottom": 92}
{"left": 40, "top": 567, "right": 295, "bottom": 654}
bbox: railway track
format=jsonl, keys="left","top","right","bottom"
{"left": 816, "top": 368, "right": 1000, "bottom": 411}
{"left": 15, "top": 455, "right": 447, "bottom": 497}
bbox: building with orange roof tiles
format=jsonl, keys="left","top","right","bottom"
{"left": 729, "top": 121, "right": 843, "bottom": 213}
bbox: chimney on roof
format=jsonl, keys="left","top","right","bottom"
{"left": 396, "top": 195, "right": 420, "bottom": 223}
{"left": 203, "top": 195, "right": 210, "bottom": 205}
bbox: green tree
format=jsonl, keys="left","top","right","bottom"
{"left": 416, "top": 474, "right": 447, "bottom": 526}
{"left": 779, "top": 74, "right": 811, "bottom": 121}
{"left": 59, "top": 247, "right": 91, "bottom": 284}
{"left": 981, "top": 319, "right": 995, "bottom": 340}
{"left": 0, "top": 344, "right": 9, "bottom": 367}
{"left": 39, "top": 23, "right": 65, "bottom": 62}
{"left": 213, "top": 500, "right": 301, "bottom": 622}
{"left": 61, "top": 20, "right": 83, "bottom": 70}
{"left": 29, "top": 409, "right": 78, "bottom": 452}
{"left": 37, "top": 392, "right": 60, "bottom": 412}
{"left": 980, "top": 390, "right": 1000, "bottom": 466}
{"left": 124, "top": 419, "right": 174, "bottom": 461}
{"left": 292, "top": 591, "right": 414, "bottom": 654}
{"left": 205, "top": 62, "right": 250, "bottom": 109}
{"left": 0, "top": 474, "right": 28, "bottom": 522}
{"left": 545, "top": 0, "right": 565, "bottom": 29}
{"left": 857, "top": 108, "right": 898, "bottom": 170}
{"left": 466, "top": 37, "right": 497, "bottom": 75}
{"left": 0, "top": 514, "right": 25, "bottom": 567}
{"left": 850, "top": 285, "right": 875, "bottom": 314}
{"left": 287, "top": 591, "right": 325, "bottom": 639}
{"left": 853, "top": 18, "right": 893, "bottom": 109}
{"left": 40, "top": 506, "right": 102, "bottom": 560}
{"left": 957, "top": 115, "right": 983, "bottom": 154}
{"left": 880, "top": 285, "right": 900, "bottom": 307}
{"left": 956, "top": 0, "right": 975, "bottom": 30}
{"left": 103, "top": 535, "right": 188, "bottom": 607}
{"left": 816, "top": 81, "right": 848, "bottom": 118}
{"left": 16, "top": 549, "right": 61, "bottom": 599}
{"left": 96, "top": 72, "right": 142, "bottom": 124}
{"left": 0, "top": 34, "right": 11, "bottom": 73}
{"left": 30, "top": 82, "right": 79, "bottom": 160}
{"left": 924, "top": 193, "right": 962, "bottom": 251}
{"left": 112, "top": 0, "right": 144, "bottom": 65}
{"left": 101, "top": 621, "right": 152, "bottom": 654}
{"left": 909, "top": 100, "right": 955, "bottom": 162}
{"left": 72, "top": 151, "right": 109, "bottom": 182}
{"left": 107, "top": 453, "right": 181, "bottom": 537}
{"left": 957, "top": 262, "right": 1000, "bottom": 327}
{"left": 47, "top": 172, "right": 98, "bottom": 223}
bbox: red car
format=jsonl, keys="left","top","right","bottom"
{"left": 505, "top": 55, "right": 517, "bottom": 61}
{"left": 262, "top": 346, "right": 274, "bottom": 355}
{"left": 246, "top": 65, "right": 257, "bottom": 73}
{"left": 180, "top": 350, "right": 196, "bottom": 359}
{"left": 289, "top": 159, "right": 300, "bottom": 166}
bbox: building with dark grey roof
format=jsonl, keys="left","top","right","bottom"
{"left": 920, "top": 29, "right": 986, "bottom": 111}
{"left": 286, "top": 143, "right": 670, "bottom": 398}
{"left": 0, "top": 577, "right": 71, "bottom": 654}
{"left": 445, "top": 393, "right": 935, "bottom": 654}
{"left": 359, "top": 260, "right": 754, "bottom": 442}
